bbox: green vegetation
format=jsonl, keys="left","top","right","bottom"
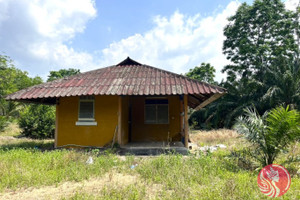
{"left": 18, "top": 104, "right": 56, "bottom": 139}
{"left": 47, "top": 68, "right": 80, "bottom": 82}
{"left": 0, "top": 54, "right": 81, "bottom": 138}
{"left": 0, "top": 130, "right": 299, "bottom": 199}
{"left": 189, "top": 0, "right": 300, "bottom": 129}
{"left": 0, "top": 121, "right": 22, "bottom": 137}
{"left": 235, "top": 106, "right": 300, "bottom": 166}
{"left": 185, "top": 63, "right": 216, "bottom": 84}
{"left": 0, "top": 116, "right": 8, "bottom": 132}
{"left": 0, "top": 55, "right": 42, "bottom": 131}
{"left": 0, "top": 1, "right": 299, "bottom": 199}
{"left": 0, "top": 148, "right": 126, "bottom": 191}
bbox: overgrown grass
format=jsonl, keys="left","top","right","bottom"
{"left": 0, "top": 122, "right": 21, "bottom": 137}
{"left": 62, "top": 184, "right": 147, "bottom": 200}
{"left": 0, "top": 149, "right": 129, "bottom": 191}
{"left": 136, "top": 154, "right": 300, "bottom": 199}
{"left": 63, "top": 184, "right": 147, "bottom": 200}
{"left": 61, "top": 152, "right": 300, "bottom": 199}
{"left": 0, "top": 128, "right": 299, "bottom": 199}
{"left": 190, "top": 129, "right": 243, "bottom": 149}
{"left": 0, "top": 138, "right": 54, "bottom": 150}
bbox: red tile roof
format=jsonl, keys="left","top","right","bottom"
{"left": 6, "top": 57, "right": 226, "bottom": 108}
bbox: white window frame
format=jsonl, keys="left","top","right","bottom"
{"left": 78, "top": 96, "right": 95, "bottom": 122}
{"left": 144, "top": 97, "right": 169, "bottom": 124}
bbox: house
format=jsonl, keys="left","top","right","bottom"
{"left": 6, "top": 57, "right": 226, "bottom": 149}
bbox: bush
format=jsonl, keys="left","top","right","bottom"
{"left": 0, "top": 116, "right": 9, "bottom": 132}
{"left": 18, "top": 104, "right": 55, "bottom": 139}
{"left": 234, "top": 106, "right": 300, "bottom": 166}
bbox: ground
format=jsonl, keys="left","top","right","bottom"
{"left": 0, "top": 123, "right": 299, "bottom": 200}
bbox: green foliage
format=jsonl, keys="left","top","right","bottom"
{"left": 0, "top": 149, "right": 123, "bottom": 191}
{"left": 18, "top": 104, "right": 56, "bottom": 139}
{"left": 0, "top": 134, "right": 299, "bottom": 199}
{"left": 0, "top": 55, "right": 42, "bottom": 97}
{"left": 65, "top": 185, "right": 147, "bottom": 200}
{"left": 1, "top": 54, "right": 81, "bottom": 138}
{"left": 223, "top": 0, "right": 298, "bottom": 80}
{"left": 0, "top": 55, "right": 43, "bottom": 131}
{"left": 234, "top": 106, "right": 300, "bottom": 166}
{"left": 0, "top": 116, "right": 8, "bottom": 132}
{"left": 185, "top": 63, "right": 216, "bottom": 84}
{"left": 47, "top": 68, "right": 80, "bottom": 82}
{"left": 189, "top": 78, "right": 262, "bottom": 129}
{"left": 191, "top": 0, "right": 300, "bottom": 129}
{"left": 262, "top": 58, "right": 300, "bottom": 109}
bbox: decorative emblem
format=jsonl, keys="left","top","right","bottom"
{"left": 257, "top": 164, "right": 291, "bottom": 197}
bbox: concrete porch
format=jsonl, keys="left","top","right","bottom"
{"left": 118, "top": 141, "right": 189, "bottom": 155}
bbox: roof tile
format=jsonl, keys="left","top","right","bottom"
{"left": 6, "top": 58, "right": 226, "bottom": 102}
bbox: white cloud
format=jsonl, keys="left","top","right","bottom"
{"left": 0, "top": 0, "right": 240, "bottom": 82}
{"left": 0, "top": 0, "right": 97, "bottom": 79}
{"left": 1, "top": 0, "right": 298, "bottom": 83}
{"left": 284, "top": 0, "right": 299, "bottom": 11}
{"left": 100, "top": 1, "right": 240, "bottom": 82}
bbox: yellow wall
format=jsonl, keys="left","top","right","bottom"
{"left": 56, "top": 95, "right": 118, "bottom": 147}
{"left": 56, "top": 95, "right": 181, "bottom": 147}
{"left": 131, "top": 96, "right": 181, "bottom": 142}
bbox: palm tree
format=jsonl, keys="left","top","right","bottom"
{"left": 262, "top": 59, "right": 300, "bottom": 109}
{"left": 234, "top": 106, "right": 300, "bottom": 166}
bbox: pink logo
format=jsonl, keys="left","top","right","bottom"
{"left": 257, "top": 164, "right": 291, "bottom": 197}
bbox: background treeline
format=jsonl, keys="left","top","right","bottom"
{"left": 0, "top": 55, "right": 80, "bottom": 138}
{"left": 188, "top": 0, "right": 300, "bottom": 129}
{"left": 0, "top": 0, "right": 299, "bottom": 138}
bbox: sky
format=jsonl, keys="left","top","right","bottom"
{"left": 0, "top": 0, "right": 298, "bottom": 82}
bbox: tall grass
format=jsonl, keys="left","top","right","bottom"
{"left": 63, "top": 184, "right": 147, "bottom": 200}
{"left": 0, "top": 149, "right": 126, "bottom": 191}
{"left": 62, "top": 153, "right": 300, "bottom": 199}
{"left": 0, "top": 128, "right": 299, "bottom": 199}
{"left": 136, "top": 154, "right": 258, "bottom": 199}
{"left": 0, "top": 122, "right": 21, "bottom": 137}
{"left": 190, "top": 129, "right": 242, "bottom": 149}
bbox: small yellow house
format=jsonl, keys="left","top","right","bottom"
{"left": 6, "top": 58, "right": 226, "bottom": 149}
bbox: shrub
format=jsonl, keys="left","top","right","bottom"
{"left": 18, "top": 104, "right": 55, "bottom": 139}
{"left": 234, "top": 106, "right": 300, "bottom": 166}
{"left": 0, "top": 116, "right": 9, "bottom": 132}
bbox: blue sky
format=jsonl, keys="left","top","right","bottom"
{"left": 0, "top": 0, "right": 297, "bottom": 82}
{"left": 74, "top": 0, "right": 250, "bottom": 51}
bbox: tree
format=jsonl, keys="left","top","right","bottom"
{"left": 0, "top": 55, "right": 42, "bottom": 131}
{"left": 189, "top": 77, "right": 264, "bottom": 129}
{"left": 223, "top": 0, "right": 298, "bottom": 82}
{"left": 18, "top": 68, "right": 81, "bottom": 138}
{"left": 234, "top": 106, "right": 300, "bottom": 166}
{"left": 19, "top": 104, "right": 55, "bottom": 139}
{"left": 186, "top": 63, "right": 219, "bottom": 129}
{"left": 47, "top": 68, "right": 80, "bottom": 82}
{"left": 185, "top": 63, "right": 216, "bottom": 84}
{"left": 199, "top": 0, "right": 300, "bottom": 129}
{"left": 262, "top": 58, "right": 300, "bottom": 109}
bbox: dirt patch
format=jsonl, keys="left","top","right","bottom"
{"left": 0, "top": 172, "right": 139, "bottom": 200}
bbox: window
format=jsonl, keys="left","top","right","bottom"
{"left": 78, "top": 96, "right": 94, "bottom": 121}
{"left": 145, "top": 98, "right": 169, "bottom": 124}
